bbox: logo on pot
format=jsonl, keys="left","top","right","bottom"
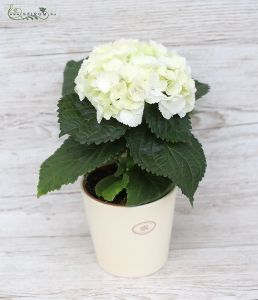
{"left": 7, "top": 4, "right": 56, "bottom": 20}
{"left": 132, "top": 221, "right": 156, "bottom": 235}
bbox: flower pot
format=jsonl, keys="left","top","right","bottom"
{"left": 81, "top": 179, "right": 177, "bottom": 277}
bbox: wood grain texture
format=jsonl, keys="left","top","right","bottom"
{"left": 1, "top": 0, "right": 258, "bottom": 299}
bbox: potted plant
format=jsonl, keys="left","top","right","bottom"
{"left": 37, "top": 39, "right": 209, "bottom": 277}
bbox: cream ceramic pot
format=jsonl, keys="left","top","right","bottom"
{"left": 81, "top": 179, "right": 177, "bottom": 277}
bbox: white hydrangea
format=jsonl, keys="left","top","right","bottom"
{"left": 74, "top": 39, "right": 196, "bottom": 127}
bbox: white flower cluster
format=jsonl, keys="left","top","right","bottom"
{"left": 75, "top": 39, "right": 196, "bottom": 127}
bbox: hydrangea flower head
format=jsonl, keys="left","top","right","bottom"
{"left": 75, "top": 39, "right": 196, "bottom": 127}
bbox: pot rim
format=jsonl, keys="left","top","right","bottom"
{"left": 80, "top": 176, "right": 176, "bottom": 209}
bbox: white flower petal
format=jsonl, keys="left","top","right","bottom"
{"left": 159, "top": 96, "right": 186, "bottom": 119}
{"left": 115, "top": 106, "right": 144, "bottom": 127}
{"left": 146, "top": 89, "right": 166, "bottom": 104}
{"left": 74, "top": 85, "right": 85, "bottom": 101}
{"left": 92, "top": 73, "right": 119, "bottom": 93}
{"left": 96, "top": 110, "right": 103, "bottom": 123}
{"left": 120, "top": 64, "right": 138, "bottom": 82}
{"left": 128, "top": 85, "right": 146, "bottom": 102}
{"left": 103, "top": 58, "right": 123, "bottom": 72}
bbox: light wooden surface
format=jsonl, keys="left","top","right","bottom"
{"left": 1, "top": 1, "right": 258, "bottom": 299}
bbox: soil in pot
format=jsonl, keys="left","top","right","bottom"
{"left": 83, "top": 164, "right": 127, "bottom": 206}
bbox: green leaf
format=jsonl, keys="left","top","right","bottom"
{"left": 37, "top": 137, "right": 124, "bottom": 197}
{"left": 126, "top": 126, "right": 206, "bottom": 203}
{"left": 58, "top": 93, "right": 127, "bottom": 144}
{"left": 195, "top": 80, "right": 210, "bottom": 100}
{"left": 95, "top": 173, "right": 129, "bottom": 202}
{"left": 114, "top": 158, "right": 126, "bottom": 177}
{"left": 145, "top": 104, "right": 192, "bottom": 143}
{"left": 122, "top": 173, "right": 129, "bottom": 186}
{"left": 95, "top": 175, "right": 124, "bottom": 201}
{"left": 126, "top": 167, "right": 174, "bottom": 206}
{"left": 114, "top": 152, "right": 135, "bottom": 177}
{"left": 62, "top": 60, "right": 83, "bottom": 96}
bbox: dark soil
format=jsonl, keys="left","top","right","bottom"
{"left": 83, "top": 164, "right": 127, "bottom": 206}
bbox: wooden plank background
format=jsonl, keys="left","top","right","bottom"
{"left": 1, "top": 0, "right": 258, "bottom": 299}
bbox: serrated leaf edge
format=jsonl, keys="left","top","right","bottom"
{"left": 126, "top": 135, "right": 207, "bottom": 203}
{"left": 37, "top": 139, "right": 125, "bottom": 197}
{"left": 57, "top": 93, "right": 127, "bottom": 145}
{"left": 145, "top": 119, "right": 191, "bottom": 143}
